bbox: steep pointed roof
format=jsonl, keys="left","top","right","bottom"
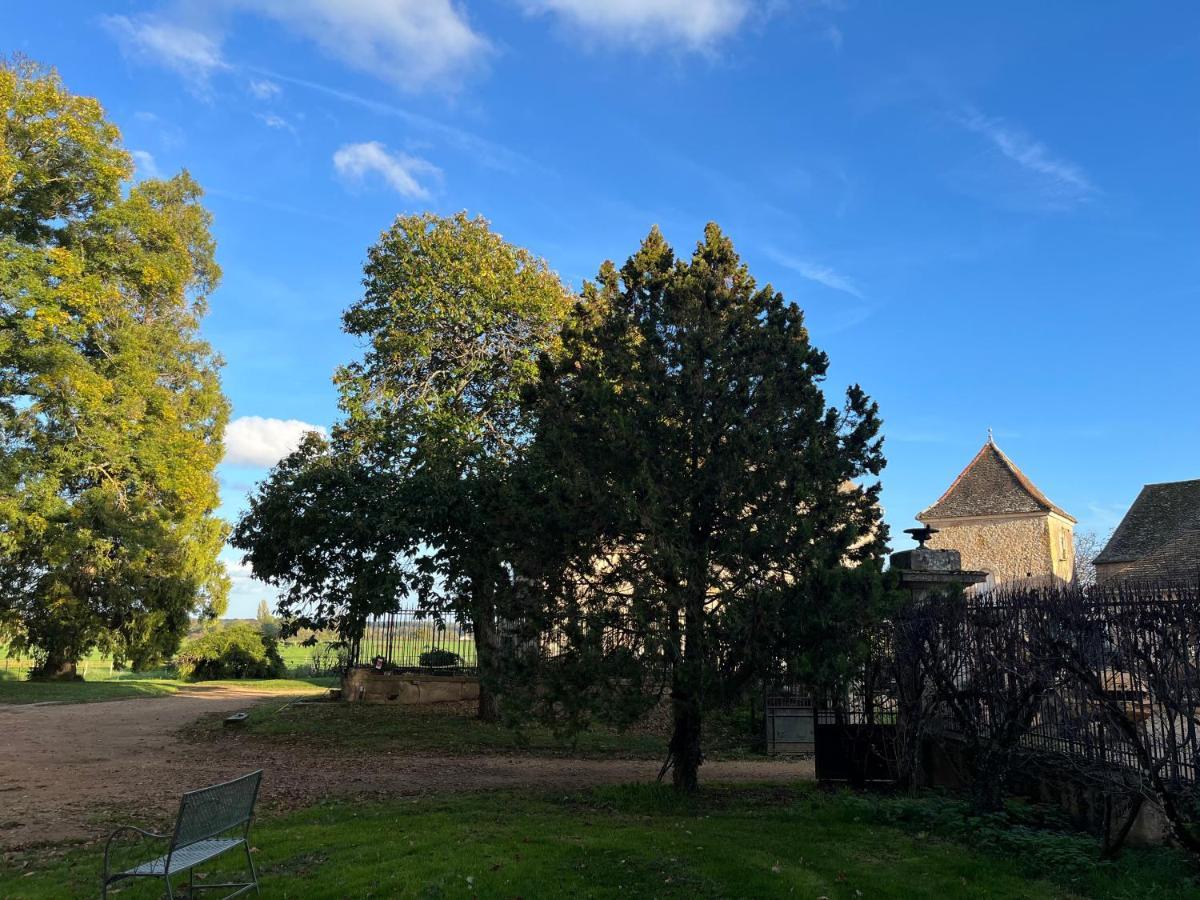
{"left": 918, "top": 439, "right": 1075, "bottom": 523}
{"left": 1094, "top": 479, "right": 1200, "bottom": 573}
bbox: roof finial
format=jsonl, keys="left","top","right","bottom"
{"left": 987, "top": 427, "right": 994, "bottom": 445}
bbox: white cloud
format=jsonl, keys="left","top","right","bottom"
{"left": 104, "top": 15, "right": 228, "bottom": 84}
{"left": 258, "top": 68, "right": 532, "bottom": 173}
{"left": 224, "top": 416, "right": 326, "bottom": 466}
{"left": 106, "top": 2, "right": 488, "bottom": 94}
{"left": 248, "top": 77, "right": 282, "bottom": 99}
{"left": 957, "top": 107, "right": 1096, "bottom": 205}
{"left": 221, "top": 554, "right": 279, "bottom": 617}
{"left": 130, "top": 150, "right": 161, "bottom": 180}
{"left": 521, "top": 0, "right": 754, "bottom": 50}
{"left": 767, "top": 249, "right": 863, "bottom": 298}
{"left": 256, "top": 112, "right": 294, "bottom": 132}
{"left": 333, "top": 141, "right": 441, "bottom": 199}
{"left": 232, "top": 0, "right": 491, "bottom": 92}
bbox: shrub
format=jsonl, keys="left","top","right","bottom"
{"left": 419, "top": 648, "right": 463, "bottom": 669}
{"left": 841, "top": 793, "right": 1110, "bottom": 885}
{"left": 176, "top": 623, "right": 286, "bottom": 681}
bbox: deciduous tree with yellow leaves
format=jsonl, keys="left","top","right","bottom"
{"left": 0, "top": 58, "right": 229, "bottom": 677}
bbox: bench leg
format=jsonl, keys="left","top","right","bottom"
{"left": 243, "top": 842, "right": 260, "bottom": 896}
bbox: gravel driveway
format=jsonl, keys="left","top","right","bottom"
{"left": 0, "top": 689, "right": 813, "bottom": 850}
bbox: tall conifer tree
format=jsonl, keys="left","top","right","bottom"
{"left": 513, "top": 224, "right": 888, "bottom": 790}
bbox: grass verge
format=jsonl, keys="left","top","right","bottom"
{"left": 184, "top": 696, "right": 759, "bottom": 760}
{"left": 3, "top": 784, "right": 1195, "bottom": 899}
{"left": 0, "top": 673, "right": 335, "bottom": 705}
{"left": 186, "top": 697, "right": 673, "bottom": 758}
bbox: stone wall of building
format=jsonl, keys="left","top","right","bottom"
{"left": 924, "top": 512, "right": 1074, "bottom": 585}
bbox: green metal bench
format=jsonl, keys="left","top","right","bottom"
{"left": 102, "top": 770, "right": 262, "bottom": 899}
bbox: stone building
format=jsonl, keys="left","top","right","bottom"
{"left": 916, "top": 437, "right": 1075, "bottom": 587}
{"left": 1093, "top": 478, "right": 1200, "bottom": 583}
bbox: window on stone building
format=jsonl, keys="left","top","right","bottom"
{"left": 1058, "top": 530, "right": 1068, "bottom": 561}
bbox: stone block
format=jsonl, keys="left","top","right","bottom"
{"left": 342, "top": 667, "right": 480, "bottom": 704}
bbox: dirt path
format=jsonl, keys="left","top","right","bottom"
{"left": 0, "top": 691, "right": 812, "bottom": 850}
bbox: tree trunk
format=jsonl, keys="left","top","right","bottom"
{"left": 1101, "top": 794, "right": 1144, "bottom": 859}
{"left": 969, "top": 749, "right": 1009, "bottom": 813}
{"left": 32, "top": 653, "right": 80, "bottom": 681}
{"left": 473, "top": 593, "right": 501, "bottom": 723}
{"left": 669, "top": 583, "right": 706, "bottom": 792}
{"left": 669, "top": 680, "right": 703, "bottom": 792}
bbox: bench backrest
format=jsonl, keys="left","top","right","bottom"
{"left": 171, "top": 771, "right": 263, "bottom": 850}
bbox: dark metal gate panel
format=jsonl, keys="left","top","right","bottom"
{"left": 813, "top": 718, "right": 897, "bottom": 785}
{"left": 766, "top": 701, "right": 815, "bottom": 755}
{"left": 764, "top": 684, "right": 815, "bottom": 755}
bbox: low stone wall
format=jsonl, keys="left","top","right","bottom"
{"left": 342, "top": 667, "right": 480, "bottom": 705}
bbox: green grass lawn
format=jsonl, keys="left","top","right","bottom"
{"left": 3, "top": 784, "right": 1194, "bottom": 899}
{"left": 0, "top": 671, "right": 336, "bottom": 705}
{"left": 187, "top": 696, "right": 679, "bottom": 758}
{"left": 186, "top": 696, "right": 764, "bottom": 761}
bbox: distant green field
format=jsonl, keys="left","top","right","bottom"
{"left": 353, "top": 630, "right": 478, "bottom": 668}
{"left": 0, "top": 657, "right": 175, "bottom": 682}
{"left": 0, "top": 672, "right": 336, "bottom": 705}
{"left": 0, "top": 639, "right": 338, "bottom": 681}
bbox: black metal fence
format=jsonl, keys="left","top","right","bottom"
{"left": 880, "top": 580, "right": 1200, "bottom": 788}
{"left": 350, "top": 608, "right": 478, "bottom": 673}
{"left": 349, "top": 606, "right": 646, "bottom": 675}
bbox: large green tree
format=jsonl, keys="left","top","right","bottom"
{"left": 508, "top": 224, "right": 889, "bottom": 789}
{"left": 0, "top": 59, "right": 229, "bottom": 676}
{"left": 234, "top": 213, "right": 572, "bottom": 718}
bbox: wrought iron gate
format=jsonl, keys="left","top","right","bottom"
{"left": 764, "top": 684, "right": 815, "bottom": 755}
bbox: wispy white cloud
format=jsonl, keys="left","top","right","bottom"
{"left": 106, "top": 2, "right": 489, "bottom": 94}
{"left": 256, "top": 112, "right": 295, "bottom": 132}
{"left": 766, "top": 248, "right": 864, "bottom": 298}
{"left": 224, "top": 415, "right": 326, "bottom": 467}
{"left": 956, "top": 107, "right": 1097, "bottom": 207}
{"left": 1085, "top": 501, "right": 1129, "bottom": 530}
{"left": 333, "top": 141, "right": 441, "bottom": 199}
{"left": 248, "top": 77, "right": 282, "bottom": 99}
{"left": 231, "top": 0, "right": 491, "bottom": 92}
{"left": 207, "top": 188, "right": 358, "bottom": 226}
{"left": 130, "top": 150, "right": 161, "bottom": 180}
{"left": 254, "top": 67, "right": 533, "bottom": 174}
{"left": 104, "top": 15, "right": 227, "bottom": 86}
{"left": 520, "top": 0, "right": 754, "bottom": 51}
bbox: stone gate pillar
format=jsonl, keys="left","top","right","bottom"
{"left": 889, "top": 526, "right": 986, "bottom": 790}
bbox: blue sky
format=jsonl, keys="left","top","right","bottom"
{"left": 12, "top": 2, "right": 1200, "bottom": 616}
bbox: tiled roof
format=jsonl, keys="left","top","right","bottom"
{"left": 1094, "top": 479, "right": 1200, "bottom": 577}
{"left": 917, "top": 439, "right": 1075, "bottom": 522}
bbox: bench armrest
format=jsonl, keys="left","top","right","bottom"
{"left": 103, "top": 826, "right": 169, "bottom": 878}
